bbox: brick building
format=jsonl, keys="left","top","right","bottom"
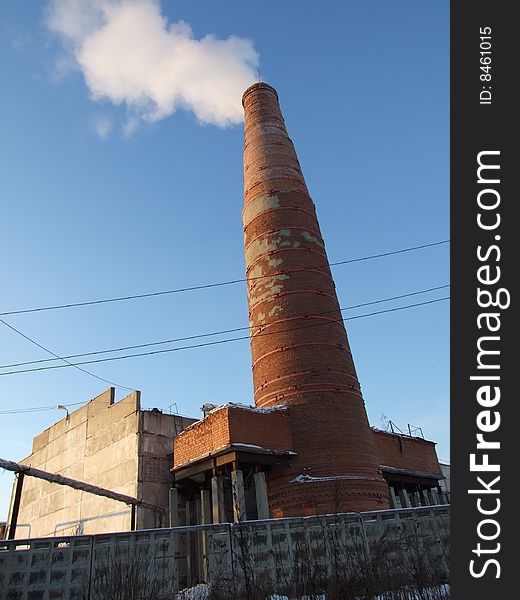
{"left": 171, "top": 83, "right": 447, "bottom": 523}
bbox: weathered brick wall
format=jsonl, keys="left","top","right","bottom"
{"left": 227, "top": 406, "right": 293, "bottom": 451}
{"left": 373, "top": 430, "right": 443, "bottom": 476}
{"left": 173, "top": 405, "right": 294, "bottom": 469}
{"left": 173, "top": 409, "right": 231, "bottom": 468}
{"left": 241, "top": 82, "right": 390, "bottom": 516}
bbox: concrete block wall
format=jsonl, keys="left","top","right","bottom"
{"left": 138, "top": 411, "right": 196, "bottom": 529}
{"left": 9, "top": 389, "right": 141, "bottom": 538}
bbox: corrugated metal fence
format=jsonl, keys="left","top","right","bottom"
{"left": 0, "top": 505, "right": 449, "bottom": 599}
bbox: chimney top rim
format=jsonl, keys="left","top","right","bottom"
{"left": 242, "top": 82, "right": 279, "bottom": 107}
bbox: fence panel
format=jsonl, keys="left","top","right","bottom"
{"left": 0, "top": 506, "right": 449, "bottom": 599}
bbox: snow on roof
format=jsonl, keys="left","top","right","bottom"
{"left": 371, "top": 427, "right": 435, "bottom": 444}
{"left": 173, "top": 443, "right": 296, "bottom": 471}
{"left": 207, "top": 402, "right": 288, "bottom": 416}
{"left": 177, "top": 402, "right": 288, "bottom": 436}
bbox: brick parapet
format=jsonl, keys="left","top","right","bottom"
{"left": 172, "top": 405, "right": 294, "bottom": 469}
{"left": 372, "top": 429, "right": 443, "bottom": 477}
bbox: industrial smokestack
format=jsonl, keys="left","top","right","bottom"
{"left": 242, "top": 83, "right": 389, "bottom": 516}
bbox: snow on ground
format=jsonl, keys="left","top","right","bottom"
{"left": 291, "top": 473, "right": 383, "bottom": 483}
{"left": 175, "top": 583, "right": 209, "bottom": 599}
{"left": 176, "top": 584, "right": 449, "bottom": 599}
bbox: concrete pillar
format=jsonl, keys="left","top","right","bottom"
{"left": 388, "top": 486, "right": 399, "bottom": 509}
{"left": 169, "top": 487, "right": 179, "bottom": 527}
{"left": 185, "top": 500, "right": 192, "bottom": 526}
{"left": 211, "top": 476, "right": 225, "bottom": 523}
{"left": 398, "top": 489, "right": 411, "bottom": 508}
{"left": 231, "top": 469, "right": 247, "bottom": 521}
{"left": 254, "top": 471, "right": 270, "bottom": 519}
{"left": 428, "top": 489, "right": 439, "bottom": 505}
{"left": 201, "top": 489, "right": 212, "bottom": 524}
{"left": 185, "top": 500, "right": 192, "bottom": 586}
{"left": 199, "top": 489, "right": 212, "bottom": 581}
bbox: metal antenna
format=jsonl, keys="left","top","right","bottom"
{"left": 257, "top": 67, "right": 261, "bottom": 83}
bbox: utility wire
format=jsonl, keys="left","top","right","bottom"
{"left": 0, "top": 240, "right": 449, "bottom": 317}
{"left": 0, "top": 284, "right": 449, "bottom": 370}
{"left": 0, "top": 318, "right": 134, "bottom": 391}
{"left": 0, "top": 402, "right": 84, "bottom": 416}
{"left": 0, "top": 297, "right": 449, "bottom": 378}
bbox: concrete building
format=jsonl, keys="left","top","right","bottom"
{"left": 171, "top": 83, "right": 446, "bottom": 521}
{"left": 439, "top": 462, "right": 451, "bottom": 502}
{"left": 7, "top": 388, "right": 195, "bottom": 538}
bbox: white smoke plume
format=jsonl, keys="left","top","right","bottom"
{"left": 45, "top": 0, "right": 259, "bottom": 130}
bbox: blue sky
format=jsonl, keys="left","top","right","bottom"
{"left": 0, "top": 0, "right": 449, "bottom": 520}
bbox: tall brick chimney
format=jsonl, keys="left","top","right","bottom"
{"left": 242, "top": 83, "right": 390, "bottom": 516}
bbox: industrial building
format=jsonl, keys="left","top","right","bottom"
{"left": 6, "top": 388, "right": 195, "bottom": 538}
{"left": 6, "top": 83, "right": 447, "bottom": 538}
{"left": 170, "top": 83, "right": 447, "bottom": 522}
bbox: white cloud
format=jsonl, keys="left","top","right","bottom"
{"left": 45, "top": 0, "right": 259, "bottom": 130}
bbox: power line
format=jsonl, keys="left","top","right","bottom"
{"left": 0, "top": 402, "right": 84, "bottom": 416}
{"left": 0, "top": 318, "right": 134, "bottom": 391}
{"left": 0, "top": 297, "right": 449, "bottom": 378}
{"left": 0, "top": 284, "right": 449, "bottom": 370}
{"left": 0, "top": 240, "right": 449, "bottom": 317}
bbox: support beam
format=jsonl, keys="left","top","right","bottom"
{"left": 0, "top": 457, "right": 162, "bottom": 514}
{"left": 254, "top": 471, "right": 270, "bottom": 519}
{"left": 231, "top": 469, "right": 247, "bottom": 522}
{"left": 428, "top": 489, "right": 439, "bottom": 505}
{"left": 388, "top": 486, "right": 399, "bottom": 509}
{"left": 398, "top": 488, "right": 411, "bottom": 509}
{"left": 200, "top": 489, "right": 212, "bottom": 525}
{"left": 169, "top": 487, "right": 179, "bottom": 527}
{"left": 211, "top": 476, "right": 225, "bottom": 523}
{"left": 437, "top": 484, "right": 446, "bottom": 504}
{"left": 185, "top": 501, "right": 192, "bottom": 587}
{"left": 7, "top": 472, "right": 25, "bottom": 540}
{"left": 200, "top": 489, "right": 212, "bottom": 581}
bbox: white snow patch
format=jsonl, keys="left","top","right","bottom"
{"left": 232, "top": 443, "right": 296, "bottom": 455}
{"left": 176, "top": 583, "right": 208, "bottom": 599}
{"left": 269, "top": 587, "right": 448, "bottom": 600}
{"left": 206, "top": 402, "right": 288, "bottom": 416}
{"left": 291, "top": 474, "right": 383, "bottom": 484}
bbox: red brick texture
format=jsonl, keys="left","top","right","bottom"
{"left": 227, "top": 406, "right": 293, "bottom": 451}
{"left": 173, "top": 409, "right": 230, "bottom": 469}
{"left": 173, "top": 406, "right": 294, "bottom": 469}
{"left": 242, "top": 83, "right": 390, "bottom": 516}
{"left": 372, "top": 430, "right": 443, "bottom": 476}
